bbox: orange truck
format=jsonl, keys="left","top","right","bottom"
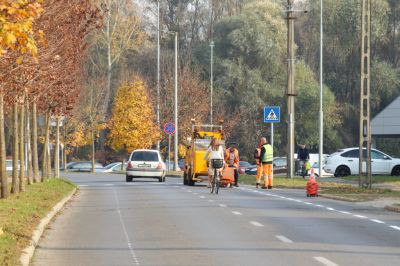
{"left": 183, "top": 122, "right": 225, "bottom": 186}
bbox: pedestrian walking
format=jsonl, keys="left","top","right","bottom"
{"left": 254, "top": 139, "right": 263, "bottom": 188}
{"left": 260, "top": 137, "right": 273, "bottom": 189}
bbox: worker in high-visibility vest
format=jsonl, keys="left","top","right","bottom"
{"left": 259, "top": 137, "right": 273, "bottom": 189}
{"left": 225, "top": 143, "right": 239, "bottom": 187}
{"left": 254, "top": 139, "right": 263, "bottom": 188}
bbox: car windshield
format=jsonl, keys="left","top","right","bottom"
{"left": 105, "top": 163, "right": 119, "bottom": 169}
{"left": 239, "top": 161, "right": 251, "bottom": 167}
{"left": 131, "top": 151, "right": 158, "bottom": 162}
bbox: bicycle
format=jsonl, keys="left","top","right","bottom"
{"left": 210, "top": 159, "right": 224, "bottom": 194}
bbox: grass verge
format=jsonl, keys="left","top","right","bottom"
{"left": 0, "top": 178, "right": 76, "bottom": 265}
{"left": 320, "top": 186, "right": 400, "bottom": 202}
{"left": 238, "top": 174, "right": 340, "bottom": 188}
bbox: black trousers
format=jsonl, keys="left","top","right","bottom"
{"left": 234, "top": 169, "right": 239, "bottom": 184}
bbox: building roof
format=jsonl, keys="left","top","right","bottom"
{"left": 371, "top": 95, "right": 400, "bottom": 137}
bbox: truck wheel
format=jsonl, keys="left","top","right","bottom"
{"left": 183, "top": 172, "right": 188, "bottom": 185}
{"left": 188, "top": 169, "right": 195, "bottom": 186}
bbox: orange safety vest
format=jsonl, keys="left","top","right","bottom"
{"left": 225, "top": 148, "right": 239, "bottom": 167}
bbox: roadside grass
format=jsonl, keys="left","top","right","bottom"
{"left": 320, "top": 186, "right": 400, "bottom": 202}
{"left": 239, "top": 174, "right": 340, "bottom": 188}
{"left": 341, "top": 175, "right": 400, "bottom": 183}
{"left": 0, "top": 178, "right": 75, "bottom": 266}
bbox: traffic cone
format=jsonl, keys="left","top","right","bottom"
{"left": 306, "top": 168, "right": 318, "bottom": 197}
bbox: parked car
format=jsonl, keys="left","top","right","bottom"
{"left": 65, "top": 161, "right": 104, "bottom": 172}
{"left": 97, "top": 162, "right": 127, "bottom": 173}
{"left": 308, "top": 162, "right": 333, "bottom": 177}
{"left": 238, "top": 161, "right": 256, "bottom": 174}
{"left": 6, "top": 160, "right": 20, "bottom": 171}
{"left": 324, "top": 147, "right": 400, "bottom": 177}
{"left": 126, "top": 149, "right": 166, "bottom": 182}
{"left": 245, "top": 157, "right": 287, "bottom": 175}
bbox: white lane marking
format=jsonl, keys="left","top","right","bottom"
{"left": 113, "top": 190, "right": 140, "bottom": 265}
{"left": 199, "top": 196, "right": 206, "bottom": 199}
{"left": 104, "top": 184, "right": 113, "bottom": 186}
{"left": 353, "top": 214, "right": 368, "bottom": 219}
{"left": 275, "top": 235, "right": 293, "bottom": 243}
{"left": 79, "top": 185, "right": 88, "bottom": 187}
{"left": 250, "top": 221, "right": 264, "bottom": 227}
{"left": 326, "top": 207, "right": 335, "bottom": 211}
{"left": 338, "top": 211, "right": 351, "bottom": 215}
{"left": 219, "top": 204, "right": 227, "bottom": 208}
{"left": 208, "top": 200, "right": 214, "bottom": 203}
{"left": 370, "top": 219, "right": 385, "bottom": 224}
{"left": 314, "top": 256, "right": 339, "bottom": 266}
{"left": 188, "top": 190, "right": 192, "bottom": 192}
{"left": 303, "top": 202, "right": 313, "bottom": 205}
{"left": 193, "top": 193, "right": 198, "bottom": 195}
{"left": 316, "top": 204, "right": 325, "bottom": 207}
{"left": 232, "top": 211, "right": 242, "bottom": 216}
{"left": 389, "top": 225, "right": 400, "bottom": 231}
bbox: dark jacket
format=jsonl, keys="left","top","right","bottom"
{"left": 297, "top": 147, "right": 310, "bottom": 160}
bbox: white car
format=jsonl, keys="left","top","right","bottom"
{"left": 309, "top": 162, "right": 333, "bottom": 177}
{"left": 324, "top": 148, "right": 400, "bottom": 177}
{"left": 126, "top": 149, "right": 166, "bottom": 182}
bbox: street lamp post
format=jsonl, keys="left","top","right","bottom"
{"left": 173, "top": 31, "right": 179, "bottom": 171}
{"left": 319, "top": 0, "right": 323, "bottom": 179}
{"left": 210, "top": 41, "right": 214, "bottom": 125}
{"left": 286, "top": 0, "right": 296, "bottom": 179}
{"left": 156, "top": 0, "right": 160, "bottom": 151}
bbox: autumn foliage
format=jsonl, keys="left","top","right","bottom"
{"left": 108, "top": 78, "right": 160, "bottom": 152}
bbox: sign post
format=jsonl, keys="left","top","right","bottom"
{"left": 164, "top": 122, "right": 176, "bottom": 171}
{"left": 263, "top": 106, "right": 281, "bottom": 148}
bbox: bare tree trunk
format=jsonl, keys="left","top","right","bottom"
{"left": 46, "top": 113, "right": 51, "bottom": 178}
{"left": 32, "top": 101, "right": 39, "bottom": 182}
{"left": 11, "top": 102, "right": 19, "bottom": 193}
{"left": 0, "top": 92, "right": 8, "bottom": 198}
{"left": 26, "top": 100, "right": 33, "bottom": 184}
{"left": 54, "top": 116, "right": 60, "bottom": 178}
{"left": 41, "top": 112, "right": 49, "bottom": 182}
{"left": 19, "top": 100, "right": 25, "bottom": 192}
{"left": 91, "top": 128, "right": 95, "bottom": 174}
{"left": 63, "top": 120, "right": 67, "bottom": 169}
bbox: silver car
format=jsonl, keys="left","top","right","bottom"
{"left": 126, "top": 149, "right": 166, "bottom": 182}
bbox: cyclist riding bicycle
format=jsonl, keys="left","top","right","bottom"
{"left": 204, "top": 137, "right": 224, "bottom": 188}
{"left": 297, "top": 144, "right": 310, "bottom": 178}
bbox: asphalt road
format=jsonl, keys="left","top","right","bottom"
{"left": 32, "top": 173, "right": 400, "bottom": 266}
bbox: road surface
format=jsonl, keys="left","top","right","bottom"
{"left": 32, "top": 173, "right": 400, "bottom": 266}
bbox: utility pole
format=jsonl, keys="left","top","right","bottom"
{"left": 156, "top": 0, "right": 160, "bottom": 151}
{"left": 210, "top": 41, "right": 214, "bottom": 125}
{"left": 359, "top": 0, "right": 372, "bottom": 188}
{"left": 319, "top": 0, "right": 324, "bottom": 179}
{"left": 174, "top": 31, "right": 179, "bottom": 171}
{"left": 286, "top": 0, "right": 296, "bottom": 179}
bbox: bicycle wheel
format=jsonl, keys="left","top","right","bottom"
{"left": 210, "top": 169, "right": 216, "bottom": 193}
{"left": 215, "top": 171, "right": 220, "bottom": 194}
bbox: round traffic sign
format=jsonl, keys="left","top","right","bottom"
{"left": 164, "top": 122, "right": 176, "bottom": 135}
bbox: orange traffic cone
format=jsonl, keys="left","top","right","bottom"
{"left": 306, "top": 168, "right": 318, "bottom": 197}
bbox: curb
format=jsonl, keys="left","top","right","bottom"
{"left": 319, "top": 194, "right": 359, "bottom": 202}
{"left": 20, "top": 187, "right": 77, "bottom": 266}
{"left": 384, "top": 205, "right": 400, "bottom": 213}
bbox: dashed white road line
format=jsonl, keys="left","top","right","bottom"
{"left": 208, "top": 199, "right": 214, "bottom": 203}
{"left": 389, "top": 225, "right": 400, "bottom": 231}
{"left": 353, "top": 214, "right": 368, "bottom": 219}
{"left": 79, "top": 185, "right": 88, "bottom": 187}
{"left": 370, "top": 219, "right": 385, "bottom": 224}
{"left": 275, "top": 235, "right": 293, "bottom": 243}
{"left": 313, "top": 257, "right": 339, "bottom": 266}
{"left": 104, "top": 184, "right": 113, "bottom": 186}
{"left": 315, "top": 204, "right": 325, "bottom": 207}
{"left": 199, "top": 196, "right": 206, "bottom": 199}
{"left": 219, "top": 204, "right": 227, "bottom": 208}
{"left": 250, "top": 221, "right": 264, "bottom": 227}
{"left": 338, "top": 211, "right": 351, "bottom": 215}
{"left": 188, "top": 190, "right": 192, "bottom": 193}
{"left": 326, "top": 207, "right": 335, "bottom": 211}
{"left": 232, "top": 211, "right": 242, "bottom": 216}
{"left": 193, "top": 193, "right": 198, "bottom": 195}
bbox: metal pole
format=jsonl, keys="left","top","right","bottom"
{"left": 210, "top": 41, "right": 214, "bottom": 125}
{"left": 174, "top": 32, "right": 179, "bottom": 171}
{"left": 319, "top": 0, "right": 323, "bottom": 178}
{"left": 168, "top": 134, "right": 171, "bottom": 171}
{"left": 286, "top": 0, "right": 295, "bottom": 179}
{"left": 156, "top": 0, "right": 160, "bottom": 151}
{"left": 359, "top": 0, "right": 372, "bottom": 188}
{"left": 271, "top": 123, "right": 274, "bottom": 149}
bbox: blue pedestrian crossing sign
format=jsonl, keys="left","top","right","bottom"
{"left": 264, "top": 106, "right": 280, "bottom": 123}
